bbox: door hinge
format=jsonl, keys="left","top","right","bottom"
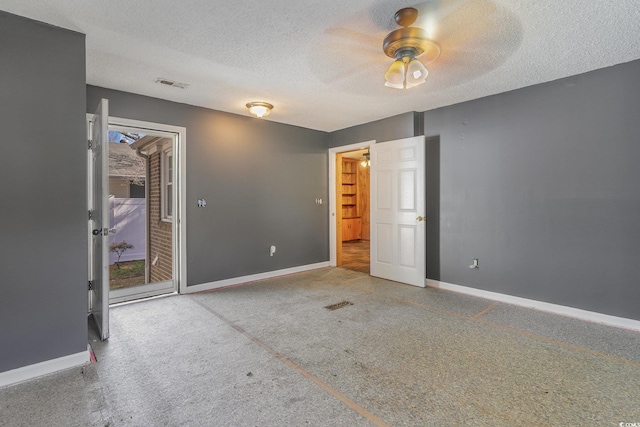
{"left": 88, "top": 139, "right": 92, "bottom": 150}
{"left": 88, "top": 280, "right": 94, "bottom": 291}
{"left": 88, "top": 210, "right": 94, "bottom": 220}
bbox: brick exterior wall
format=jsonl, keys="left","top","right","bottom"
{"left": 148, "top": 152, "right": 173, "bottom": 283}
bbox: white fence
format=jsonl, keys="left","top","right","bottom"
{"left": 109, "top": 197, "right": 146, "bottom": 265}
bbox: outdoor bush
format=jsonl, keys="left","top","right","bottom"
{"left": 109, "top": 241, "right": 134, "bottom": 268}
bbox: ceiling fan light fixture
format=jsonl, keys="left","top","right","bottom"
{"left": 384, "top": 59, "right": 406, "bottom": 89}
{"left": 382, "top": 7, "right": 440, "bottom": 90}
{"left": 405, "top": 59, "right": 428, "bottom": 88}
{"left": 246, "top": 101, "right": 273, "bottom": 118}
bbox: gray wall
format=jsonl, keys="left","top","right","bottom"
{"left": 0, "top": 12, "right": 87, "bottom": 372}
{"left": 87, "top": 87, "right": 330, "bottom": 286}
{"left": 425, "top": 136, "right": 440, "bottom": 281}
{"left": 328, "top": 60, "right": 640, "bottom": 321}
{"left": 425, "top": 60, "right": 640, "bottom": 320}
{"left": 329, "top": 112, "right": 418, "bottom": 147}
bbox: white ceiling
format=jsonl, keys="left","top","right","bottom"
{"left": 3, "top": 0, "right": 639, "bottom": 132}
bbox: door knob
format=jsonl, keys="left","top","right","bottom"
{"left": 92, "top": 228, "right": 113, "bottom": 236}
{"left": 416, "top": 216, "right": 426, "bottom": 222}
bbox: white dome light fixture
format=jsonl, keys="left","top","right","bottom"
{"left": 246, "top": 101, "right": 273, "bottom": 118}
{"left": 383, "top": 7, "right": 440, "bottom": 89}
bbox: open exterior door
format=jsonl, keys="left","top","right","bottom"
{"left": 370, "top": 136, "right": 426, "bottom": 287}
{"left": 89, "top": 99, "right": 110, "bottom": 340}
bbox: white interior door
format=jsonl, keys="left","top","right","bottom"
{"left": 370, "top": 136, "right": 426, "bottom": 287}
{"left": 89, "top": 99, "right": 110, "bottom": 340}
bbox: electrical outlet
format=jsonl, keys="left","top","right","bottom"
{"left": 269, "top": 245, "right": 276, "bottom": 257}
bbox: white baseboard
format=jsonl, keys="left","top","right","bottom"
{"left": 0, "top": 348, "right": 90, "bottom": 388}
{"left": 187, "top": 262, "right": 331, "bottom": 294}
{"left": 426, "top": 279, "right": 640, "bottom": 332}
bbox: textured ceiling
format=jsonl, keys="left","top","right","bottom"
{"left": 3, "top": 0, "right": 639, "bottom": 131}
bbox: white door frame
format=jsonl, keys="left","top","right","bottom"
{"left": 87, "top": 114, "right": 187, "bottom": 296}
{"left": 110, "top": 116, "right": 187, "bottom": 295}
{"left": 328, "top": 140, "right": 375, "bottom": 266}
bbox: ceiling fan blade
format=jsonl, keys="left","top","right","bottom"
{"left": 324, "top": 27, "right": 383, "bottom": 47}
{"left": 412, "top": 0, "right": 522, "bottom": 88}
{"left": 433, "top": 50, "right": 506, "bottom": 71}
{"left": 425, "top": 50, "right": 509, "bottom": 90}
{"left": 323, "top": 59, "right": 384, "bottom": 84}
{"left": 310, "top": 22, "right": 386, "bottom": 85}
{"left": 426, "top": 0, "right": 520, "bottom": 50}
{"left": 309, "top": 45, "right": 384, "bottom": 84}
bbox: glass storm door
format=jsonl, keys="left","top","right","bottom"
{"left": 89, "top": 98, "right": 110, "bottom": 340}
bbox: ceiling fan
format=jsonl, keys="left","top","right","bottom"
{"left": 382, "top": 7, "right": 440, "bottom": 89}
{"left": 311, "top": 0, "right": 521, "bottom": 95}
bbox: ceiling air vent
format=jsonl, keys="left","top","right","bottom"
{"left": 155, "top": 78, "right": 189, "bottom": 89}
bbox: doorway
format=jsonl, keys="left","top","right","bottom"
{"left": 89, "top": 112, "right": 186, "bottom": 311}
{"left": 106, "top": 126, "right": 180, "bottom": 304}
{"left": 330, "top": 141, "right": 373, "bottom": 273}
{"left": 329, "top": 136, "right": 428, "bottom": 287}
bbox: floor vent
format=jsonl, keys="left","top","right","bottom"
{"left": 324, "top": 301, "right": 353, "bottom": 310}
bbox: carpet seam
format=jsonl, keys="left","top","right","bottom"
{"left": 189, "top": 297, "right": 392, "bottom": 427}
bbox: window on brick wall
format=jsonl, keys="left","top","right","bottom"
{"left": 161, "top": 148, "right": 173, "bottom": 221}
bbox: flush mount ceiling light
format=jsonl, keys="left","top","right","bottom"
{"left": 246, "top": 101, "right": 273, "bottom": 118}
{"left": 383, "top": 7, "right": 440, "bottom": 89}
